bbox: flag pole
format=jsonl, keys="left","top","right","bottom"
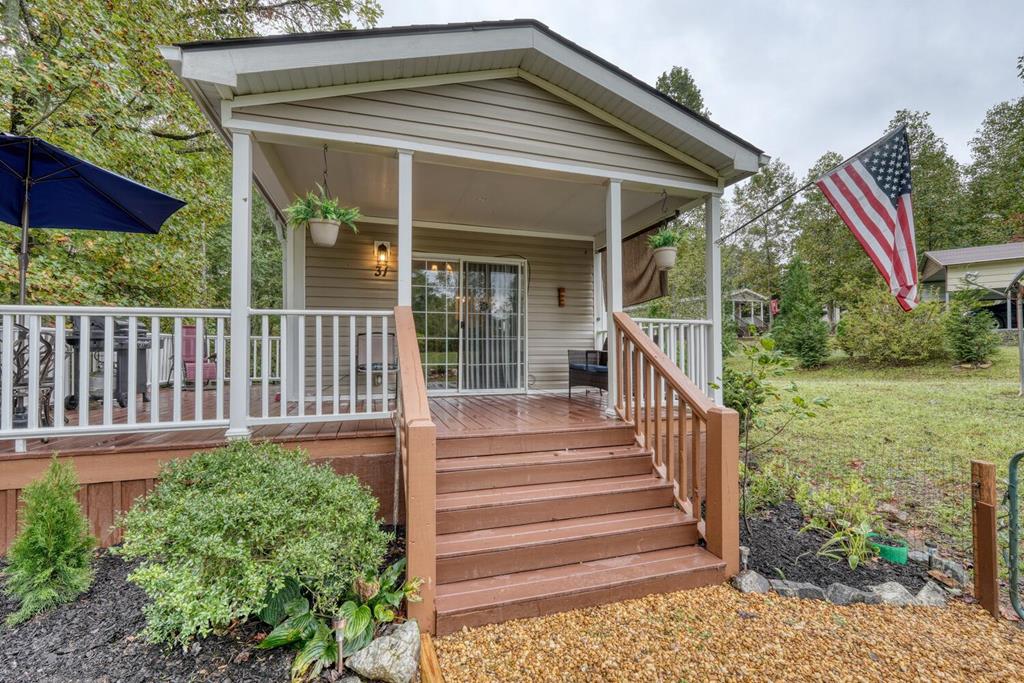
{"left": 716, "top": 124, "right": 908, "bottom": 245}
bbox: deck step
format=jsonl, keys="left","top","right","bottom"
{"left": 436, "top": 424, "right": 636, "bottom": 459}
{"left": 434, "top": 545, "right": 725, "bottom": 635}
{"left": 436, "top": 445, "right": 652, "bottom": 493}
{"left": 437, "top": 508, "right": 697, "bottom": 583}
{"left": 436, "top": 474, "right": 673, "bottom": 534}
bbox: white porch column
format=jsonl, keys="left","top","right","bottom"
{"left": 227, "top": 130, "right": 253, "bottom": 438}
{"left": 605, "top": 179, "right": 623, "bottom": 410}
{"left": 397, "top": 150, "right": 413, "bottom": 307}
{"left": 704, "top": 194, "right": 724, "bottom": 404}
{"left": 283, "top": 222, "right": 305, "bottom": 401}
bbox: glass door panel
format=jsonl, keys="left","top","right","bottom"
{"left": 412, "top": 259, "right": 460, "bottom": 392}
{"left": 461, "top": 261, "right": 524, "bottom": 391}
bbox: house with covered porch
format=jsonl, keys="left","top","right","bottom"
{"left": 0, "top": 20, "right": 766, "bottom": 635}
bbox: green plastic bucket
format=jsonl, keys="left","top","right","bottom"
{"left": 868, "top": 533, "right": 909, "bottom": 565}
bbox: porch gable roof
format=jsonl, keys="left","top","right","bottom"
{"left": 160, "top": 19, "right": 768, "bottom": 184}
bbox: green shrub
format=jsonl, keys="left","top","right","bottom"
{"left": 116, "top": 441, "right": 389, "bottom": 646}
{"left": 739, "top": 458, "right": 805, "bottom": 515}
{"left": 3, "top": 458, "right": 95, "bottom": 626}
{"left": 772, "top": 257, "right": 830, "bottom": 367}
{"left": 798, "top": 477, "right": 880, "bottom": 570}
{"left": 836, "top": 286, "right": 947, "bottom": 365}
{"left": 945, "top": 286, "right": 1000, "bottom": 364}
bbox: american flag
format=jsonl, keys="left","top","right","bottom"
{"left": 815, "top": 126, "right": 918, "bottom": 311}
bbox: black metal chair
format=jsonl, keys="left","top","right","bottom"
{"left": 1, "top": 321, "right": 57, "bottom": 428}
{"left": 567, "top": 339, "right": 608, "bottom": 398}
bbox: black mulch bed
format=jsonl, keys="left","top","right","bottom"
{"left": 739, "top": 502, "right": 929, "bottom": 592}
{"left": 0, "top": 527, "right": 408, "bottom": 683}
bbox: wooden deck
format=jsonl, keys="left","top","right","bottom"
{"left": 0, "top": 389, "right": 612, "bottom": 457}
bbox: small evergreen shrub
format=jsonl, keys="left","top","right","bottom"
{"left": 772, "top": 257, "right": 830, "bottom": 367}
{"left": 116, "top": 441, "right": 389, "bottom": 646}
{"left": 3, "top": 458, "right": 95, "bottom": 626}
{"left": 945, "top": 287, "right": 1000, "bottom": 364}
{"left": 836, "top": 286, "right": 947, "bottom": 365}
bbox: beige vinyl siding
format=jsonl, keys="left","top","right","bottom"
{"left": 304, "top": 223, "right": 594, "bottom": 391}
{"left": 235, "top": 77, "right": 708, "bottom": 184}
{"left": 946, "top": 261, "right": 1024, "bottom": 294}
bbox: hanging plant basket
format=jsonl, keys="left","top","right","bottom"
{"left": 308, "top": 219, "right": 341, "bottom": 247}
{"left": 652, "top": 246, "right": 678, "bottom": 270}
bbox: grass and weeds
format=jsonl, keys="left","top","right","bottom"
{"left": 740, "top": 344, "right": 1024, "bottom": 557}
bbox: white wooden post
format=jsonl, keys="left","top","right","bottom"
{"left": 705, "top": 194, "right": 724, "bottom": 404}
{"left": 283, "top": 220, "right": 305, "bottom": 401}
{"left": 397, "top": 150, "right": 413, "bottom": 307}
{"left": 227, "top": 130, "right": 253, "bottom": 438}
{"left": 605, "top": 179, "right": 623, "bottom": 410}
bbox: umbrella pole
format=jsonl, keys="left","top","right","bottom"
{"left": 18, "top": 139, "right": 31, "bottom": 306}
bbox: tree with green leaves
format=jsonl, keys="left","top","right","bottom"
{"left": 887, "top": 111, "right": 966, "bottom": 262}
{"left": 4, "top": 458, "right": 96, "bottom": 625}
{"left": 772, "top": 256, "right": 830, "bottom": 367}
{"left": 0, "top": 0, "right": 381, "bottom": 306}
{"left": 655, "top": 66, "right": 711, "bottom": 117}
{"left": 944, "top": 286, "right": 1000, "bottom": 365}
{"left": 725, "top": 158, "right": 798, "bottom": 300}
{"left": 964, "top": 96, "right": 1024, "bottom": 243}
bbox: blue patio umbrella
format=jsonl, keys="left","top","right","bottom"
{"left": 0, "top": 134, "right": 187, "bottom": 304}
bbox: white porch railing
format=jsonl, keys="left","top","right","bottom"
{"left": 0, "top": 306, "right": 393, "bottom": 450}
{"left": 248, "top": 309, "right": 394, "bottom": 425}
{"left": 0, "top": 306, "right": 232, "bottom": 445}
{"left": 597, "top": 317, "right": 713, "bottom": 397}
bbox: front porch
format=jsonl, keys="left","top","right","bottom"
{"left": 0, "top": 389, "right": 613, "bottom": 457}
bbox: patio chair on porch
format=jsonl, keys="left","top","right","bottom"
{"left": 567, "top": 339, "right": 608, "bottom": 398}
{"left": 356, "top": 331, "right": 398, "bottom": 407}
{"left": 0, "top": 321, "right": 57, "bottom": 428}
{"left": 180, "top": 324, "right": 217, "bottom": 387}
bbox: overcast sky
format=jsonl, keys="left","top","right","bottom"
{"left": 379, "top": 0, "right": 1023, "bottom": 179}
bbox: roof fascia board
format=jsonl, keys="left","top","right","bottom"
{"left": 230, "top": 68, "right": 519, "bottom": 109}
{"left": 357, "top": 214, "right": 595, "bottom": 242}
{"left": 222, "top": 110, "right": 723, "bottom": 196}
{"left": 178, "top": 26, "right": 536, "bottom": 88}
{"left": 528, "top": 31, "right": 761, "bottom": 175}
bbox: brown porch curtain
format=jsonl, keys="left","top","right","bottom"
{"left": 600, "top": 225, "right": 667, "bottom": 308}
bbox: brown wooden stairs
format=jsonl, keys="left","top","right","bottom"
{"left": 431, "top": 422, "right": 726, "bottom": 635}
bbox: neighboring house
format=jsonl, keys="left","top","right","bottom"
{"left": 728, "top": 288, "right": 769, "bottom": 333}
{"left": 921, "top": 241, "right": 1024, "bottom": 329}
{"left": 0, "top": 20, "right": 767, "bottom": 635}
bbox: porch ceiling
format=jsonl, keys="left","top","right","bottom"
{"left": 261, "top": 139, "right": 693, "bottom": 238}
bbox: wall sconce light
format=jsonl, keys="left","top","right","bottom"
{"left": 374, "top": 241, "right": 390, "bottom": 277}
{"left": 558, "top": 287, "right": 566, "bottom": 307}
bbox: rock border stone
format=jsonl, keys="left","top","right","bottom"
{"left": 731, "top": 569, "right": 954, "bottom": 607}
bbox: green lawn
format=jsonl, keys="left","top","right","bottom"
{"left": 746, "top": 345, "right": 1024, "bottom": 557}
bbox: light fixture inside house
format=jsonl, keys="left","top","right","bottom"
{"left": 431, "top": 263, "right": 438, "bottom": 272}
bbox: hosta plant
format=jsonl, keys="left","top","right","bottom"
{"left": 258, "top": 558, "right": 422, "bottom": 682}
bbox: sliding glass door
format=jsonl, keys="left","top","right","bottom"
{"left": 412, "top": 256, "right": 525, "bottom": 394}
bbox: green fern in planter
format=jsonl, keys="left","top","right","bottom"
{"left": 285, "top": 183, "right": 361, "bottom": 232}
{"left": 647, "top": 226, "right": 682, "bottom": 249}
{"left": 3, "top": 458, "right": 95, "bottom": 626}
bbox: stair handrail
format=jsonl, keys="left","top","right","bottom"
{"left": 612, "top": 312, "right": 739, "bottom": 576}
{"left": 394, "top": 305, "right": 437, "bottom": 633}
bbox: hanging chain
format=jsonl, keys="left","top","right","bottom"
{"left": 321, "top": 144, "right": 331, "bottom": 197}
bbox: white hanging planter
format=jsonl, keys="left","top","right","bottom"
{"left": 308, "top": 219, "right": 341, "bottom": 247}
{"left": 653, "top": 246, "right": 678, "bottom": 270}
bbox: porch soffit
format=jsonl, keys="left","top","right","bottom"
{"left": 259, "top": 139, "right": 690, "bottom": 239}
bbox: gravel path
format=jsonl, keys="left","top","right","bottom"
{"left": 435, "top": 585, "right": 1024, "bottom": 682}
